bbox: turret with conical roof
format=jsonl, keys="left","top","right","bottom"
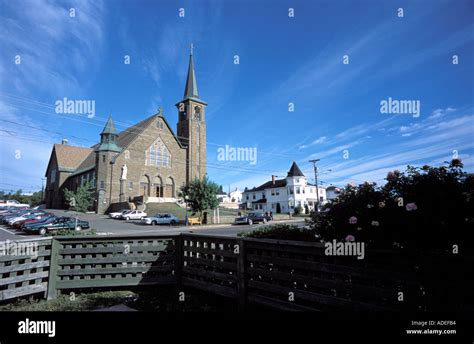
{"left": 287, "top": 161, "right": 305, "bottom": 177}
{"left": 96, "top": 115, "right": 121, "bottom": 152}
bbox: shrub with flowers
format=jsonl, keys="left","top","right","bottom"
{"left": 309, "top": 160, "right": 474, "bottom": 250}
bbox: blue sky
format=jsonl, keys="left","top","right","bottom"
{"left": 0, "top": 0, "right": 473, "bottom": 193}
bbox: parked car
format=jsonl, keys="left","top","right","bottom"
{"left": 20, "top": 215, "right": 57, "bottom": 231}
{"left": 142, "top": 213, "right": 179, "bottom": 225}
{"left": 7, "top": 211, "right": 46, "bottom": 226}
{"left": 13, "top": 213, "right": 52, "bottom": 229}
{"left": 0, "top": 200, "right": 30, "bottom": 208}
{"left": 22, "top": 217, "right": 90, "bottom": 235}
{"left": 109, "top": 209, "right": 132, "bottom": 219}
{"left": 120, "top": 210, "right": 147, "bottom": 221}
{"left": 234, "top": 212, "right": 272, "bottom": 225}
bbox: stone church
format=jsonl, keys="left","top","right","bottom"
{"left": 44, "top": 49, "right": 207, "bottom": 214}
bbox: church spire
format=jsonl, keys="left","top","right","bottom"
{"left": 97, "top": 115, "right": 121, "bottom": 152}
{"left": 184, "top": 43, "right": 199, "bottom": 99}
{"left": 101, "top": 114, "right": 118, "bottom": 135}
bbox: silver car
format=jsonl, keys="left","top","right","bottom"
{"left": 142, "top": 213, "right": 179, "bottom": 225}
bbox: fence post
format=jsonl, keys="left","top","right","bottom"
{"left": 175, "top": 234, "right": 183, "bottom": 286}
{"left": 46, "top": 239, "right": 60, "bottom": 300}
{"left": 237, "top": 238, "right": 246, "bottom": 311}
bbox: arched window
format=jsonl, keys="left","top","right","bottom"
{"left": 145, "top": 138, "right": 171, "bottom": 167}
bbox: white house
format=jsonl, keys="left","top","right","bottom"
{"left": 242, "top": 161, "right": 327, "bottom": 213}
{"left": 217, "top": 188, "right": 243, "bottom": 209}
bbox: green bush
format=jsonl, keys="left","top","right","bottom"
{"left": 309, "top": 160, "right": 474, "bottom": 249}
{"left": 293, "top": 205, "right": 303, "bottom": 215}
{"left": 239, "top": 224, "right": 318, "bottom": 241}
{"left": 46, "top": 229, "right": 96, "bottom": 237}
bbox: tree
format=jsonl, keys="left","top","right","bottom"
{"left": 64, "top": 182, "right": 94, "bottom": 213}
{"left": 179, "top": 177, "right": 220, "bottom": 219}
{"left": 294, "top": 205, "right": 303, "bottom": 215}
{"left": 29, "top": 191, "right": 43, "bottom": 207}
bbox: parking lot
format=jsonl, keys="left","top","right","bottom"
{"left": 0, "top": 209, "right": 305, "bottom": 242}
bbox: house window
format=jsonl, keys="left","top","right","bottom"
{"left": 289, "top": 188, "right": 293, "bottom": 194}
{"left": 91, "top": 177, "right": 96, "bottom": 188}
{"left": 320, "top": 196, "right": 324, "bottom": 202}
{"left": 157, "top": 121, "right": 164, "bottom": 129}
{"left": 102, "top": 155, "right": 106, "bottom": 163}
{"left": 100, "top": 181, "right": 105, "bottom": 189}
{"left": 262, "top": 193, "right": 265, "bottom": 199}
{"left": 128, "top": 182, "right": 133, "bottom": 190}
{"left": 252, "top": 194, "right": 256, "bottom": 200}
{"left": 50, "top": 169, "right": 57, "bottom": 183}
{"left": 271, "top": 190, "right": 275, "bottom": 196}
{"left": 296, "top": 187, "right": 300, "bottom": 194}
{"left": 80, "top": 175, "right": 84, "bottom": 186}
{"left": 246, "top": 195, "right": 249, "bottom": 200}
{"left": 276, "top": 190, "right": 279, "bottom": 195}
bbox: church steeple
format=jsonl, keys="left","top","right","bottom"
{"left": 177, "top": 44, "right": 207, "bottom": 106}
{"left": 176, "top": 44, "right": 207, "bottom": 183}
{"left": 184, "top": 44, "right": 199, "bottom": 99}
{"left": 96, "top": 115, "right": 121, "bottom": 152}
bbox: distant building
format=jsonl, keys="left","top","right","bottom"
{"left": 44, "top": 48, "right": 207, "bottom": 214}
{"left": 241, "top": 161, "right": 327, "bottom": 213}
{"left": 217, "top": 188, "right": 243, "bottom": 209}
{"left": 326, "top": 186, "right": 342, "bottom": 201}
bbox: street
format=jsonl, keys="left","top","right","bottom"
{"left": 0, "top": 209, "right": 306, "bottom": 242}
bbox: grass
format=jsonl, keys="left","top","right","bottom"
{"left": 0, "top": 291, "right": 133, "bottom": 311}
{"left": 144, "top": 202, "right": 187, "bottom": 219}
{"left": 0, "top": 287, "right": 238, "bottom": 312}
{"left": 144, "top": 203, "right": 242, "bottom": 220}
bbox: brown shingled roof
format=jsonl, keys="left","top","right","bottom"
{"left": 53, "top": 144, "right": 93, "bottom": 170}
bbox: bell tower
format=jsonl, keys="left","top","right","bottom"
{"left": 176, "top": 44, "right": 207, "bottom": 183}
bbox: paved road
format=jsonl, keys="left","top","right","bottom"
{"left": 0, "top": 209, "right": 306, "bottom": 242}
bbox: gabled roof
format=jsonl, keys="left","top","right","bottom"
{"left": 115, "top": 112, "right": 185, "bottom": 151}
{"left": 287, "top": 161, "right": 305, "bottom": 177}
{"left": 45, "top": 144, "right": 93, "bottom": 176}
{"left": 247, "top": 179, "right": 287, "bottom": 192}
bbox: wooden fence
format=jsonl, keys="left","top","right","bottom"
{"left": 0, "top": 238, "right": 52, "bottom": 301}
{"left": 0, "top": 233, "right": 473, "bottom": 311}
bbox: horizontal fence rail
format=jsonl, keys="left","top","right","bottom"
{"left": 48, "top": 235, "right": 178, "bottom": 299}
{"left": 0, "top": 238, "right": 52, "bottom": 301}
{"left": 0, "top": 233, "right": 473, "bottom": 311}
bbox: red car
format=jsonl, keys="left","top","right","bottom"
{"left": 13, "top": 213, "right": 51, "bottom": 229}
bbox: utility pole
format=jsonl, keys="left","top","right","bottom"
{"left": 41, "top": 178, "right": 46, "bottom": 202}
{"left": 309, "top": 159, "right": 320, "bottom": 212}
